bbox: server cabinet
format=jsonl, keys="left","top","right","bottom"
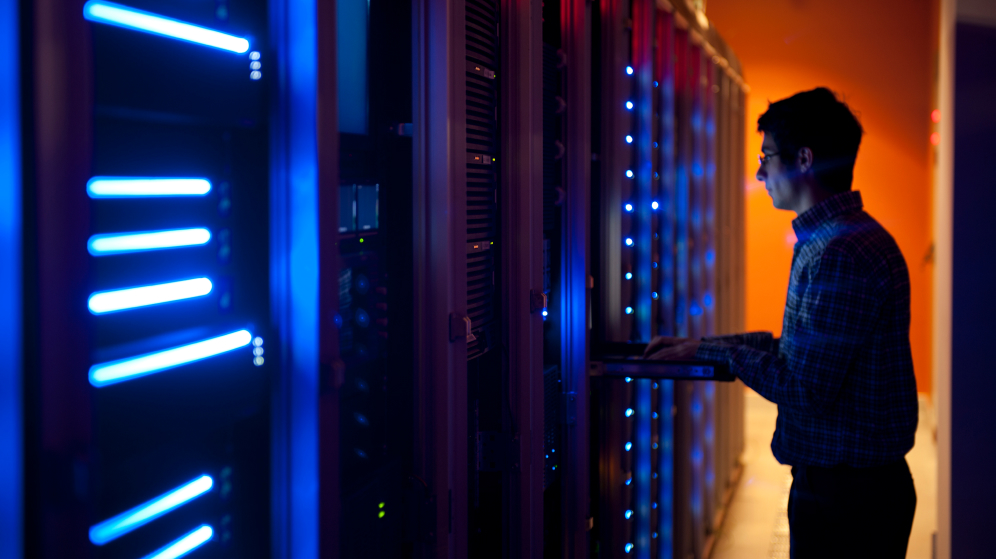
{"left": 587, "top": 1, "right": 748, "bottom": 558}
{"left": 331, "top": 0, "right": 416, "bottom": 556}
{"left": 27, "top": 1, "right": 276, "bottom": 557}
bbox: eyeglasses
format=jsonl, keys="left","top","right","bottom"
{"left": 758, "top": 152, "right": 782, "bottom": 166}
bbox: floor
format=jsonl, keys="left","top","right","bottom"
{"left": 710, "top": 389, "right": 937, "bottom": 559}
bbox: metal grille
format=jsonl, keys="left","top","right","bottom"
{"left": 466, "top": 0, "right": 499, "bottom": 360}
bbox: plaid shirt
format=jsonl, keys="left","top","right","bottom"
{"left": 697, "top": 191, "right": 918, "bottom": 467}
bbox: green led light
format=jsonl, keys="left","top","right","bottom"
{"left": 359, "top": 238, "right": 365, "bottom": 243}
{"left": 378, "top": 502, "right": 385, "bottom": 509}
{"left": 378, "top": 511, "right": 385, "bottom": 519}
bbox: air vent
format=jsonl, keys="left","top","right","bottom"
{"left": 466, "top": 0, "right": 499, "bottom": 360}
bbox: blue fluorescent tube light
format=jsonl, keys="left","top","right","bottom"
{"left": 83, "top": 1, "right": 249, "bottom": 53}
{"left": 89, "top": 476, "right": 213, "bottom": 545}
{"left": 88, "top": 278, "right": 212, "bottom": 314}
{"left": 88, "top": 228, "right": 211, "bottom": 256}
{"left": 89, "top": 329, "right": 252, "bottom": 387}
{"left": 87, "top": 177, "right": 212, "bottom": 198}
{"left": 142, "top": 525, "right": 214, "bottom": 559}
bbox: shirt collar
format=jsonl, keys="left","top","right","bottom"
{"left": 792, "top": 190, "right": 863, "bottom": 243}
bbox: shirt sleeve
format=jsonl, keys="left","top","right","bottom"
{"left": 700, "top": 332, "right": 779, "bottom": 355}
{"left": 695, "top": 244, "right": 885, "bottom": 416}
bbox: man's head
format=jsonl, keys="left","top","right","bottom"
{"left": 756, "top": 87, "right": 863, "bottom": 214}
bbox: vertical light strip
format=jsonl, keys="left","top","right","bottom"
{"left": 83, "top": 1, "right": 249, "bottom": 53}
{"left": 0, "top": 0, "right": 21, "bottom": 555}
{"left": 141, "top": 525, "right": 214, "bottom": 559}
{"left": 88, "top": 228, "right": 211, "bottom": 256}
{"left": 89, "top": 329, "right": 252, "bottom": 387}
{"left": 89, "top": 476, "right": 213, "bottom": 545}
{"left": 87, "top": 177, "right": 212, "bottom": 198}
{"left": 88, "top": 278, "right": 213, "bottom": 314}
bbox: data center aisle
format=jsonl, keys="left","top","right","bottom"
{"left": 710, "top": 390, "right": 937, "bottom": 559}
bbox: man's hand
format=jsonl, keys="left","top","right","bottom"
{"left": 643, "top": 336, "right": 693, "bottom": 358}
{"left": 645, "top": 341, "right": 701, "bottom": 361}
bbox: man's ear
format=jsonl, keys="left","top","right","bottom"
{"left": 797, "top": 147, "right": 814, "bottom": 173}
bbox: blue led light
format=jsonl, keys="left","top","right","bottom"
{"left": 653, "top": 80, "right": 659, "bottom": 87}
{"left": 652, "top": 501, "right": 658, "bottom": 509}
{"left": 625, "top": 238, "right": 634, "bottom": 247}
{"left": 625, "top": 135, "right": 633, "bottom": 144}
{"left": 89, "top": 329, "right": 252, "bottom": 387}
{"left": 625, "top": 442, "right": 632, "bottom": 451}
{"left": 625, "top": 408, "right": 634, "bottom": 417}
{"left": 652, "top": 292, "right": 659, "bottom": 300}
{"left": 704, "top": 293, "right": 714, "bottom": 307}
{"left": 625, "top": 272, "right": 633, "bottom": 280}
{"left": 88, "top": 278, "right": 212, "bottom": 314}
{"left": 89, "top": 476, "right": 213, "bottom": 545}
{"left": 652, "top": 200, "right": 659, "bottom": 210}
{"left": 625, "top": 306, "right": 633, "bottom": 315}
{"left": 625, "top": 543, "right": 634, "bottom": 553}
{"left": 625, "top": 477, "right": 632, "bottom": 486}
{"left": 88, "top": 228, "right": 211, "bottom": 256}
{"left": 625, "top": 170, "right": 634, "bottom": 178}
{"left": 141, "top": 525, "right": 214, "bottom": 559}
{"left": 624, "top": 203, "right": 634, "bottom": 212}
{"left": 652, "top": 411, "right": 658, "bottom": 419}
{"left": 542, "top": 309, "right": 548, "bottom": 317}
{"left": 624, "top": 509, "right": 633, "bottom": 519}
{"left": 624, "top": 377, "right": 632, "bottom": 383}
{"left": 87, "top": 177, "right": 212, "bottom": 198}
{"left": 625, "top": 101, "right": 634, "bottom": 110}
{"left": 626, "top": 66, "right": 634, "bottom": 75}
{"left": 83, "top": 1, "right": 249, "bottom": 53}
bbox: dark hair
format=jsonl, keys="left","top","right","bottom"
{"left": 757, "top": 87, "right": 864, "bottom": 194}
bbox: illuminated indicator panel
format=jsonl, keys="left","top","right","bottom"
{"left": 84, "top": 1, "right": 269, "bottom": 556}
{"left": 593, "top": 2, "right": 747, "bottom": 558}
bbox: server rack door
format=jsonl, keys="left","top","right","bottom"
{"left": 29, "top": 1, "right": 275, "bottom": 557}
{"left": 333, "top": 0, "right": 415, "bottom": 555}
{"left": 587, "top": 3, "right": 748, "bottom": 559}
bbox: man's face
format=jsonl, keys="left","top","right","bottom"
{"left": 756, "top": 133, "right": 799, "bottom": 211}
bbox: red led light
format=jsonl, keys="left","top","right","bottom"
{"left": 930, "top": 132, "right": 940, "bottom": 146}
{"left": 931, "top": 109, "right": 941, "bottom": 123}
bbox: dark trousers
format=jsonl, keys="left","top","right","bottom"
{"left": 788, "top": 458, "right": 916, "bottom": 559}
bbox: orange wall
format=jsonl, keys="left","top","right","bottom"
{"left": 707, "top": 0, "right": 935, "bottom": 392}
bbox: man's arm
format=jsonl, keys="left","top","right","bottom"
{"left": 696, "top": 245, "right": 884, "bottom": 415}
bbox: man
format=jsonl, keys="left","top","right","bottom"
{"left": 645, "top": 87, "right": 918, "bottom": 558}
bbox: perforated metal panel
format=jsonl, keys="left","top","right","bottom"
{"left": 465, "top": 0, "right": 500, "bottom": 360}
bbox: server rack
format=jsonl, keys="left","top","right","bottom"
{"left": 13, "top": 1, "right": 748, "bottom": 557}
{"left": 585, "top": 2, "right": 748, "bottom": 558}
{"left": 26, "top": 1, "right": 278, "bottom": 557}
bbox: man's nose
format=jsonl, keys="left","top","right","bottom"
{"left": 756, "top": 165, "right": 766, "bottom": 182}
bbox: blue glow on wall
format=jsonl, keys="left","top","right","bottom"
{"left": 142, "top": 525, "right": 214, "bottom": 559}
{"left": 83, "top": 1, "right": 249, "bottom": 53}
{"left": 0, "top": 0, "right": 20, "bottom": 554}
{"left": 89, "top": 330, "right": 252, "bottom": 387}
{"left": 88, "top": 228, "right": 211, "bottom": 256}
{"left": 87, "top": 177, "right": 212, "bottom": 198}
{"left": 88, "top": 277, "right": 213, "bottom": 314}
{"left": 89, "top": 476, "right": 214, "bottom": 545}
